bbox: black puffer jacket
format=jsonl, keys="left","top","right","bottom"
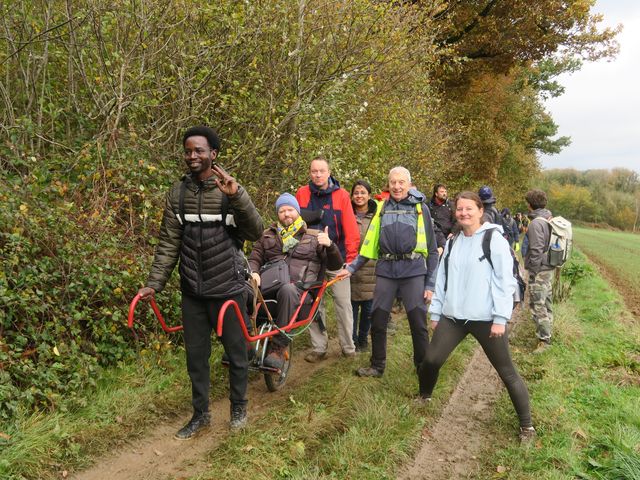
{"left": 428, "top": 197, "right": 455, "bottom": 237}
{"left": 146, "top": 174, "right": 263, "bottom": 298}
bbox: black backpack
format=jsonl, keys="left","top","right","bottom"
{"left": 486, "top": 205, "right": 515, "bottom": 244}
{"left": 444, "top": 228, "right": 526, "bottom": 307}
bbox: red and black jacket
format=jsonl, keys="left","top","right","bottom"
{"left": 296, "top": 177, "right": 359, "bottom": 263}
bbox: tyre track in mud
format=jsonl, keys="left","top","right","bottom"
{"left": 70, "top": 343, "right": 344, "bottom": 480}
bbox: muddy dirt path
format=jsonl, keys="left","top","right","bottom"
{"left": 398, "top": 307, "right": 526, "bottom": 480}
{"left": 71, "top": 343, "right": 343, "bottom": 480}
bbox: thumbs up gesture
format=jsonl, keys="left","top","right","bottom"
{"left": 317, "top": 226, "right": 332, "bottom": 247}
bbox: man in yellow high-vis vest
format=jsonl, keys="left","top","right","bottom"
{"left": 338, "top": 166, "right": 439, "bottom": 378}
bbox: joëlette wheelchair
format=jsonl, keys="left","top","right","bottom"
{"left": 127, "top": 277, "right": 341, "bottom": 392}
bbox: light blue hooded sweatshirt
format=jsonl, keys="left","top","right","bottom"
{"left": 429, "top": 222, "right": 516, "bottom": 325}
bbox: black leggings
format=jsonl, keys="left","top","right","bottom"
{"left": 418, "top": 317, "right": 532, "bottom": 428}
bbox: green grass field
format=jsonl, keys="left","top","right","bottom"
{"left": 572, "top": 227, "right": 640, "bottom": 304}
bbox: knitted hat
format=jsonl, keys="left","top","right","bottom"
{"left": 275, "top": 193, "right": 300, "bottom": 214}
{"left": 478, "top": 186, "right": 495, "bottom": 202}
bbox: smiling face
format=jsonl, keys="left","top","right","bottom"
{"left": 309, "top": 159, "right": 330, "bottom": 189}
{"left": 277, "top": 205, "right": 300, "bottom": 227}
{"left": 351, "top": 185, "right": 370, "bottom": 210}
{"left": 183, "top": 135, "right": 217, "bottom": 180}
{"left": 388, "top": 170, "right": 411, "bottom": 202}
{"left": 455, "top": 197, "right": 483, "bottom": 232}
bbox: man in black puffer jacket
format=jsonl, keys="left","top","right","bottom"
{"left": 138, "top": 126, "right": 263, "bottom": 439}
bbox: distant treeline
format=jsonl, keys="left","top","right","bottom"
{"left": 0, "top": 0, "right": 620, "bottom": 419}
{"left": 541, "top": 168, "right": 640, "bottom": 232}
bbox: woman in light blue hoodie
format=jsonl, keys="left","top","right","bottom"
{"left": 418, "top": 191, "right": 536, "bottom": 444}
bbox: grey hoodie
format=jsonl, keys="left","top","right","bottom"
{"left": 524, "top": 208, "right": 553, "bottom": 274}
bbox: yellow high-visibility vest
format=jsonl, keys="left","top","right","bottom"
{"left": 359, "top": 200, "right": 428, "bottom": 260}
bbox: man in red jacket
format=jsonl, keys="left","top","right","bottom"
{"left": 296, "top": 157, "right": 359, "bottom": 361}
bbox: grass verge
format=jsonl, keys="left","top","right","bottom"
{"left": 478, "top": 249, "right": 640, "bottom": 479}
{"left": 0, "top": 345, "right": 225, "bottom": 480}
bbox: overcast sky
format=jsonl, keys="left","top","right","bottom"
{"left": 540, "top": 0, "right": 640, "bottom": 174}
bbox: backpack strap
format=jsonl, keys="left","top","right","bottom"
{"left": 480, "top": 228, "right": 495, "bottom": 269}
{"left": 443, "top": 234, "right": 458, "bottom": 292}
{"left": 178, "top": 177, "right": 188, "bottom": 225}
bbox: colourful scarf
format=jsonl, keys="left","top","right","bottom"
{"left": 277, "top": 216, "right": 306, "bottom": 253}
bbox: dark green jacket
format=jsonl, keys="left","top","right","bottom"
{"left": 146, "top": 174, "right": 263, "bottom": 298}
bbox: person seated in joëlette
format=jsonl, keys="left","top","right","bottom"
{"left": 248, "top": 193, "right": 343, "bottom": 369}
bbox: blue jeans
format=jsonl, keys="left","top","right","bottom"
{"left": 351, "top": 299, "right": 372, "bottom": 347}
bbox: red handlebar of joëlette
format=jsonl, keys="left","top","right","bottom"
{"left": 128, "top": 275, "right": 346, "bottom": 340}
{"left": 128, "top": 293, "right": 183, "bottom": 333}
{"left": 216, "top": 276, "right": 344, "bottom": 341}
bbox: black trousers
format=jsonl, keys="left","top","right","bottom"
{"left": 369, "top": 275, "right": 429, "bottom": 372}
{"left": 182, "top": 293, "right": 248, "bottom": 414}
{"left": 418, "top": 316, "right": 532, "bottom": 427}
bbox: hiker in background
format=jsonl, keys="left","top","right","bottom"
{"left": 296, "top": 157, "right": 359, "bottom": 362}
{"left": 478, "top": 186, "right": 517, "bottom": 244}
{"left": 478, "top": 186, "right": 501, "bottom": 224}
{"left": 524, "top": 189, "right": 554, "bottom": 354}
{"left": 428, "top": 183, "right": 455, "bottom": 251}
{"left": 349, "top": 180, "right": 378, "bottom": 352}
{"left": 418, "top": 191, "right": 535, "bottom": 444}
{"left": 339, "top": 166, "right": 439, "bottom": 379}
{"left": 515, "top": 212, "right": 524, "bottom": 233}
{"left": 501, "top": 207, "right": 520, "bottom": 250}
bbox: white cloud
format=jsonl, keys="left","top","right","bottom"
{"left": 541, "top": 0, "right": 640, "bottom": 173}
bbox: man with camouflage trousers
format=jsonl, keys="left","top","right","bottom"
{"left": 524, "top": 189, "right": 554, "bottom": 354}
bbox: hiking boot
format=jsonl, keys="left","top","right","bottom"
{"left": 304, "top": 351, "right": 327, "bottom": 363}
{"left": 355, "top": 366, "right": 383, "bottom": 378}
{"left": 174, "top": 411, "right": 210, "bottom": 440}
{"left": 413, "top": 395, "right": 432, "bottom": 406}
{"left": 532, "top": 341, "right": 550, "bottom": 354}
{"left": 229, "top": 404, "right": 247, "bottom": 431}
{"left": 355, "top": 342, "right": 369, "bottom": 353}
{"left": 342, "top": 350, "right": 357, "bottom": 358}
{"left": 519, "top": 426, "right": 536, "bottom": 445}
{"left": 263, "top": 343, "right": 285, "bottom": 370}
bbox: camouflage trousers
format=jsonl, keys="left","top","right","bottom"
{"left": 528, "top": 270, "right": 554, "bottom": 342}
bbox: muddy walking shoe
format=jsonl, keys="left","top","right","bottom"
{"left": 304, "top": 351, "right": 327, "bottom": 363}
{"left": 356, "top": 366, "right": 383, "bottom": 377}
{"left": 174, "top": 411, "right": 211, "bottom": 440}
{"left": 263, "top": 343, "right": 285, "bottom": 370}
{"left": 229, "top": 404, "right": 247, "bottom": 431}
{"left": 413, "top": 395, "right": 432, "bottom": 406}
{"left": 519, "top": 426, "right": 537, "bottom": 445}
